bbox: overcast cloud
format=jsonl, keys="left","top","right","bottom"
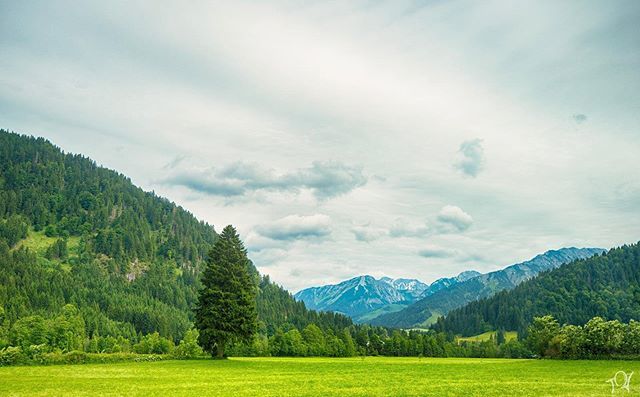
{"left": 1, "top": 1, "right": 639, "bottom": 291}
{"left": 162, "top": 160, "right": 367, "bottom": 199}
{"left": 454, "top": 139, "right": 484, "bottom": 177}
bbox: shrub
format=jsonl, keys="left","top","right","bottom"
{"left": 0, "top": 346, "right": 24, "bottom": 366}
{"left": 174, "top": 329, "right": 204, "bottom": 359}
{"left": 38, "top": 351, "right": 67, "bottom": 365}
{"left": 133, "top": 354, "right": 164, "bottom": 362}
{"left": 64, "top": 350, "right": 88, "bottom": 364}
{"left": 86, "top": 353, "right": 137, "bottom": 364}
{"left": 25, "top": 344, "right": 51, "bottom": 364}
{"left": 133, "top": 332, "right": 174, "bottom": 355}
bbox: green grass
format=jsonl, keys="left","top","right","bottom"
{"left": 15, "top": 229, "right": 80, "bottom": 257}
{"left": 418, "top": 310, "right": 443, "bottom": 327}
{"left": 457, "top": 331, "right": 518, "bottom": 344}
{"left": 354, "top": 304, "right": 408, "bottom": 323}
{"left": 0, "top": 357, "right": 636, "bottom": 396}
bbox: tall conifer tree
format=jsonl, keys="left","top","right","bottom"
{"left": 195, "top": 225, "right": 257, "bottom": 358}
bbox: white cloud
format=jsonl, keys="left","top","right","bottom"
{"left": 418, "top": 245, "right": 456, "bottom": 259}
{"left": 351, "top": 224, "right": 387, "bottom": 242}
{"left": 454, "top": 139, "right": 484, "bottom": 177}
{"left": 389, "top": 218, "right": 430, "bottom": 238}
{"left": 255, "top": 214, "right": 332, "bottom": 241}
{"left": 162, "top": 161, "right": 366, "bottom": 200}
{"left": 437, "top": 205, "right": 473, "bottom": 232}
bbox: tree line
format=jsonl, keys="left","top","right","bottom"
{"left": 0, "top": 224, "right": 532, "bottom": 364}
{"left": 192, "top": 227, "right": 640, "bottom": 361}
{"left": 526, "top": 315, "right": 640, "bottom": 359}
{"left": 192, "top": 225, "right": 532, "bottom": 360}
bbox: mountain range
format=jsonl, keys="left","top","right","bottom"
{"left": 296, "top": 247, "right": 604, "bottom": 327}
{"left": 371, "top": 247, "right": 604, "bottom": 328}
{"left": 295, "top": 270, "right": 481, "bottom": 323}
{"left": 434, "top": 243, "right": 638, "bottom": 336}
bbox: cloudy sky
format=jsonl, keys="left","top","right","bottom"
{"left": 1, "top": 1, "right": 639, "bottom": 291}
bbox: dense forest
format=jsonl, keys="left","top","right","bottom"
{"left": 433, "top": 243, "right": 640, "bottom": 336}
{"left": 0, "top": 130, "right": 350, "bottom": 344}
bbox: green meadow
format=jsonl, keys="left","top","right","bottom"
{"left": 456, "top": 330, "right": 518, "bottom": 343}
{"left": 1, "top": 357, "right": 637, "bottom": 396}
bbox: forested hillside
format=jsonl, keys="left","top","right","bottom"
{"left": 371, "top": 248, "right": 603, "bottom": 328}
{"left": 434, "top": 243, "right": 640, "bottom": 336}
{"left": 0, "top": 130, "right": 350, "bottom": 343}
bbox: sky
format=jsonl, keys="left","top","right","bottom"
{"left": 1, "top": 1, "right": 639, "bottom": 292}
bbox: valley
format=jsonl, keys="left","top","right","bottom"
{"left": 2, "top": 2, "right": 638, "bottom": 395}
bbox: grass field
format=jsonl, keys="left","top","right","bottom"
{"left": 0, "top": 357, "right": 637, "bottom": 396}
{"left": 355, "top": 303, "right": 408, "bottom": 323}
{"left": 16, "top": 229, "right": 80, "bottom": 257}
{"left": 456, "top": 330, "right": 518, "bottom": 343}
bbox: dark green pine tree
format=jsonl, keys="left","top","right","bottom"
{"left": 496, "top": 329, "right": 506, "bottom": 345}
{"left": 195, "top": 225, "right": 257, "bottom": 358}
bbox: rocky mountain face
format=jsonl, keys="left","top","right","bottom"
{"left": 369, "top": 247, "right": 605, "bottom": 328}
{"left": 420, "top": 270, "right": 481, "bottom": 298}
{"left": 294, "top": 270, "right": 480, "bottom": 323}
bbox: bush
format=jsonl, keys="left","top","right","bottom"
{"left": 133, "top": 332, "right": 174, "bottom": 355}
{"left": 174, "top": 329, "right": 204, "bottom": 359}
{"left": 39, "top": 351, "right": 65, "bottom": 365}
{"left": 85, "top": 353, "right": 138, "bottom": 364}
{"left": 0, "top": 347, "right": 24, "bottom": 366}
{"left": 25, "top": 343, "right": 50, "bottom": 364}
{"left": 65, "top": 350, "right": 88, "bottom": 364}
{"left": 133, "top": 354, "right": 165, "bottom": 362}
{"left": 44, "top": 225, "right": 57, "bottom": 237}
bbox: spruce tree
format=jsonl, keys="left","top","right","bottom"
{"left": 195, "top": 225, "right": 257, "bottom": 358}
{"left": 496, "top": 329, "right": 506, "bottom": 345}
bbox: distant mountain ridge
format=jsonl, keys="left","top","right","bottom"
{"left": 294, "top": 275, "right": 423, "bottom": 321}
{"left": 370, "top": 247, "right": 605, "bottom": 328}
{"left": 421, "top": 270, "right": 481, "bottom": 298}
{"left": 294, "top": 270, "right": 480, "bottom": 323}
{"left": 435, "top": 243, "right": 639, "bottom": 336}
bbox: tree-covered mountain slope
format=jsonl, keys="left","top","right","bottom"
{"left": 0, "top": 129, "right": 351, "bottom": 341}
{"left": 370, "top": 248, "right": 604, "bottom": 329}
{"left": 433, "top": 243, "right": 640, "bottom": 336}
